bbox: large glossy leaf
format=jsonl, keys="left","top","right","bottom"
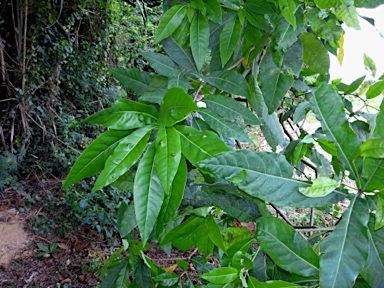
{"left": 92, "top": 126, "right": 154, "bottom": 192}
{"left": 156, "top": 157, "right": 187, "bottom": 237}
{"left": 201, "top": 267, "right": 239, "bottom": 284}
{"left": 197, "top": 150, "right": 346, "bottom": 207}
{"left": 82, "top": 99, "right": 158, "bottom": 130}
{"left": 278, "top": 0, "right": 296, "bottom": 27}
{"left": 259, "top": 48, "right": 294, "bottom": 114}
{"left": 220, "top": 14, "right": 241, "bottom": 67}
{"left": 256, "top": 217, "right": 319, "bottom": 277}
{"left": 320, "top": 195, "right": 369, "bottom": 288}
{"left": 199, "top": 108, "right": 253, "bottom": 143}
{"left": 271, "top": 15, "right": 297, "bottom": 55}
{"left": 203, "top": 95, "right": 260, "bottom": 126}
{"left": 134, "top": 142, "right": 165, "bottom": 244}
{"left": 300, "top": 32, "right": 330, "bottom": 75}
{"left": 139, "top": 76, "right": 168, "bottom": 104}
{"left": 202, "top": 70, "right": 251, "bottom": 98}
{"left": 157, "top": 88, "right": 198, "bottom": 127}
{"left": 309, "top": 83, "right": 360, "bottom": 178}
{"left": 162, "top": 37, "right": 197, "bottom": 72}
{"left": 154, "top": 5, "right": 187, "bottom": 44}
{"left": 190, "top": 12, "right": 210, "bottom": 72}
{"left": 161, "top": 215, "right": 206, "bottom": 250}
{"left": 142, "top": 52, "right": 180, "bottom": 77}
{"left": 63, "top": 130, "right": 132, "bottom": 187}
{"left": 360, "top": 214, "right": 384, "bottom": 288}
{"left": 176, "top": 125, "right": 230, "bottom": 165}
{"left": 109, "top": 68, "right": 153, "bottom": 95}
{"left": 154, "top": 126, "right": 181, "bottom": 194}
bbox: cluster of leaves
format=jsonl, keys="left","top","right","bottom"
{"left": 64, "top": 0, "right": 384, "bottom": 287}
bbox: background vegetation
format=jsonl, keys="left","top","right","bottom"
{"left": 2, "top": 0, "right": 384, "bottom": 287}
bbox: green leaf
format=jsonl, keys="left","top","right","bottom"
{"left": 313, "top": 0, "right": 336, "bottom": 9}
{"left": 117, "top": 202, "right": 136, "bottom": 238}
{"left": 245, "top": 0, "right": 274, "bottom": 14}
{"left": 299, "top": 177, "right": 339, "bottom": 198}
{"left": 259, "top": 48, "right": 294, "bottom": 114}
{"left": 248, "top": 277, "right": 301, "bottom": 288}
{"left": 337, "top": 76, "right": 366, "bottom": 94}
{"left": 191, "top": 12, "right": 210, "bottom": 72}
{"left": 309, "top": 83, "right": 360, "bottom": 178}
{"left": 220, "top": 15, "right": 241, "bottom": 67}
{"left": 201, "top": 267, "right": 238, "bottom": 284}
{"left": 362, "top": 158, "right": 384, "bottom": 192}
{"left": 154, "top": 126, "right": 181, "bottom": 194}
{"left": 83, "top": 99, "right": 158, "bottom": 130}
{"left": 205, "top": 0, "right": 222, "bottom": 23}
{"left": 162, "top": 37, "right": 197, "bottom": 72}
{"left": 207, "top": 216, "right": 226, "bottom": 253}
{"left": 199, "top": 108, "right": 253, "bottom": 143}
{"left": 183, "top": 182, "right": 265, "bottom": 222}
{"left": 360, "top": 214, "right": 384, "bottom": 287}
{"left": 278, "top": 0, "right": 296, "bottom": 27}
{"left": 222, "top": 227, "right": 252, "bottom": 251}
{"left": 142, "top": 52, "right": 179, "bottom": 77}
{"left": 320, "top": 195, "right": 369, "bottom": 288}
{"left": 92, "top": 126, "right": 154, "bottom": 192}
{"left": 154, "top": 5, "right": 188, "bottom": 44}
{"left": 202, "top": 70, "right": 251, "bottom": 98}
{"left": 176, "top": 125, "right": 230, "bottom": 165}
{"left": 203, "top": 95, "right": 260, "bottom": 126}
{"left": 161, "top": 216, "right": 206, "bottom": 250}
{"left": 375, "top": 194, "right": 384, "bottom": 230}
{"left": 245, "top": 9, "right": 270, "bottom": 31}
{"left": 256, "top": 217, "right": 319, "bottom": 277}
{"left": 139, "top": 76, "right": 168, "bottom": 104}
{"left": 356, "top": 138, "right": 384, "bottom": 159}
{"left": 306, "top": 8, "right": 342, "bottom": 55}
{"left": 63, "top": 130, "right": 132, "bottom": 188}
{"left": 152, "top": 273, "right": 179, "bottom": 286}
{"left": 109, "top": 68, "right": 153, "bottom": 95}
{"left": 156, "top": 156, "right": 187, "bottom": 237}
{"left": 134, "top": 142, "right": 165, "bottom": 244}
{"left": 366, "top": 80, "right": 384, "bottom": 99}
{"left": 364, "top": 53, "right": 377, "bottom": 77}
{"left": 111, "top": 172, "right": 135, "bottom": 191}
{"left": 248, "top": 77, "right": 287, "bottom": 150}
{"left": 355, "top": 0, "right": 384, "bottom": 8}
{"left": 100, "top": 259, "right": 129, "bottom": 288}
{"left": 300, "top": 32, "right": 330, "bottom": 75}
{"left": 197, "top": 150, "right": 346, "bottom": 207}
{"left": 334, "top": 4, "right": 360, "bottom": 29}
{"left": 157, "top": 88, "right": 198, "bottom": 127}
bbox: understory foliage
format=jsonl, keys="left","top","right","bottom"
{"left": 64, "top": 0, "right": 384, "bottom": 287}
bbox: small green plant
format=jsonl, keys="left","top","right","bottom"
{"left": 36, "top": 242, "right": 60, "bottom": 258}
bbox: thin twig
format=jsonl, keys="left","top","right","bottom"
{"left": 269, "top": 203, "right": 295, "bottom": 226}
{"left": 295, "top": 227, "right": 335, "bottom": 233}
{"left": 21, "top": 0, "right": 28, "bottom": 92}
